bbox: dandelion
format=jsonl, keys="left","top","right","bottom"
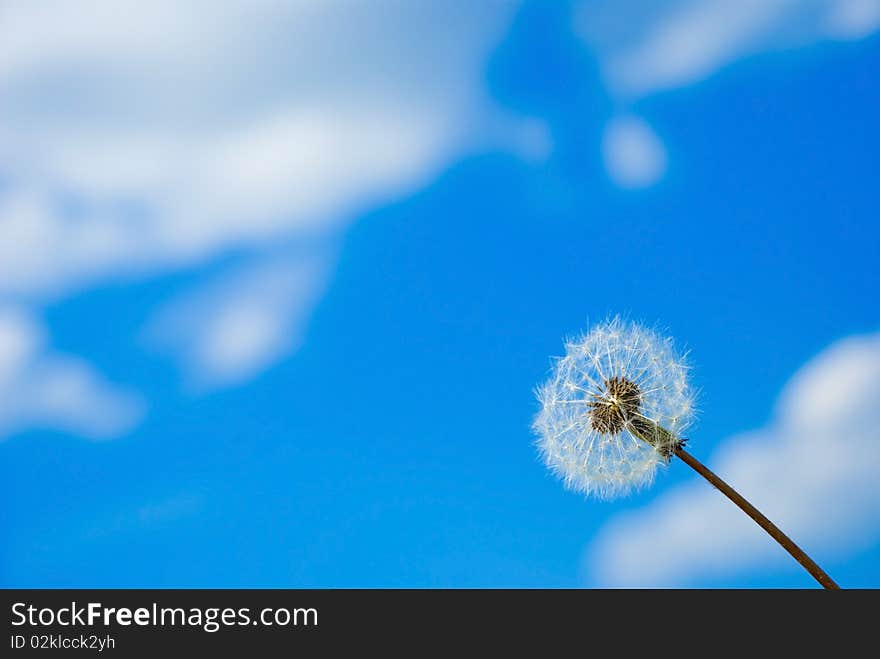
{"left": 534, "top": 318, "right": 693, "bottom": 498}
{"left": 533, "top": 317, "right": 839, "bottom": 589}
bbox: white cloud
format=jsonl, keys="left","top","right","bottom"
{"left": 4, "top": 0, "right": 874, "bottom": 437}
{"left": 602, "top": 116, "right": 667, "bottom": 188}
{"left": 581, "top": 0, "right": 789, "bottom": 98}
{"left": 577, "top": 0, "right": 880, "bottom": 98}
{"left": 146, "top": 255, "right": 329, "bottom": 389}
{"left": 0, "top": 1, "right": 529, "bottom": 432}
{"left": 588, "top": 331, "right": 880, "bottom": 587}
{"left": 576, "top": 0, "right": 880, "bottom": 187}
{"left": 825, "top": 0, "right": 880, "bottom": 38}
{"left": 0, "top": 0, "right": 523, "bottom": 300}
{"left": 0, "top": 308, "right": 143, "bottom": 440}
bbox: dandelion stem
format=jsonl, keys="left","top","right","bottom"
{"left": 673, "top": 446, "right": 840, "bottom": 590}
{"left": 627, "top": 419, "right": 839, "bottom": 588}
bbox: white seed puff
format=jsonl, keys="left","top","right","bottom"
{"left": 533, "top": 318, "right": 696, "bottom": 499}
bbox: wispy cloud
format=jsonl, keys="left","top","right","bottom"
{"left": 587, "top": 331, "right": 880, "bottom": 587}
{"left": 576, "top": 0, "right": 880, "bottom": 186}
{"left": 0, "top": 1, "right": 529, "bottom": 434}
{"left": 0, "top": 1, "right": 523, "bottom": 299}
{"left": 601, "top": 116, "right": 667, "bottom": 188}
{"left": 0, "top": 307, "right": 143, "bottom": 440}
{"left": 2, "top": 1, "right": 876, "bottom": 439}
{"left": 578, "top": 0, "right": 880, "bottom": 98}
{"left": 826, "top": 0, "right": 880, "bottom": 37}
{"left": 146, "top": 254, "right": 330, "bottom": 389}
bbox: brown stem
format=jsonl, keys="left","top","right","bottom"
{"left": 674, "top": 446, "right": 840, "bottom": 590}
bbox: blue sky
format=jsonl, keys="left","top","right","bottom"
{"left": 1, "top": 1, "right": 879, "bottom": 588}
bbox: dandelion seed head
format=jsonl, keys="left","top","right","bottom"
{"left": 533, "top": 317, "right": 696, "bottom": 499}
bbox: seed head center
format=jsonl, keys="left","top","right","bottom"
{"left": 588, "top": 376, "right": 642, "bottom": 435}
